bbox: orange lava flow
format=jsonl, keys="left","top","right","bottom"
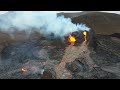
{"left": 68, "top": 35, "right": 76, "bottom": 45}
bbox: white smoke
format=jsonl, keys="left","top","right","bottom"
{"left": 0, "top": 11, "right": 90, "bottom": 37}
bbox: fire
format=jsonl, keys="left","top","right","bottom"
{"left": 68, "top": 35, "right": 76, "bottom": 45}
{"left": 21, "top": 68, "right": 27, "bottom": 72}
{"left": 83, "top": 31, "right": 87, "bottom": 42}
{"left": 83, "top": 31, "right": 87, "bottom": 36}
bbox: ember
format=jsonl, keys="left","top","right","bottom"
{"left": 68, "top": 35, "right": 76, "bottom": 45}
{"left": 21, "top": 68, "right": 27, "bottom": 72}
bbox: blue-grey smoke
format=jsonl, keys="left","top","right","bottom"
{"left": 0, "top": 11, "right": 90, "bottom": 37}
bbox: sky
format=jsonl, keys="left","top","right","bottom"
{"left": 0, "top": 11, "right": 120, "bottom": 15}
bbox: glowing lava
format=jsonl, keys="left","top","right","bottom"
{"left": 21, "top": 68, "right": 27, "bottom": 72}
{"left": 83, "top": 31, "right": 87, "bottom": 42}
{"left": 68, "top": 35, "right": 76, "bottom": 45}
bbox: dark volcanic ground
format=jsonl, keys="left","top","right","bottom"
{"left": 67, "top": 34, "right": 120, "bottom": 79}
{"left": 0, "top": 38, "right": 65, "bottom": 79}
{"left": 0, "top": 32, "right": 119, "bottom": 79}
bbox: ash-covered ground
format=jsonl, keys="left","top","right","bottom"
{"left": 0, "top": 32, "right": 66, "bottom": 79}
{"left": 0, "top": 30, "right": 119, "bottom": 79}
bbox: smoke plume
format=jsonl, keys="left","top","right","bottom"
{"left": 0, "top": 11, "right": 90, "bottom": 37}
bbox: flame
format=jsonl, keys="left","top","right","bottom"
{"left": 83, "top": 31, "right": 87, "bottom": 42}
{"left": 21, "top": 68, "right": 27, "bottom": 72}
{"left": 83, "top": 31, "right": 87, "bottom": 36}
{"left": 68, "top": 35, "right": 76, "bottom": 45}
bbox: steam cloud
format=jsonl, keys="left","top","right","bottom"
{"left": 0, "top": 11, "right": 90, "bottom": 37}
